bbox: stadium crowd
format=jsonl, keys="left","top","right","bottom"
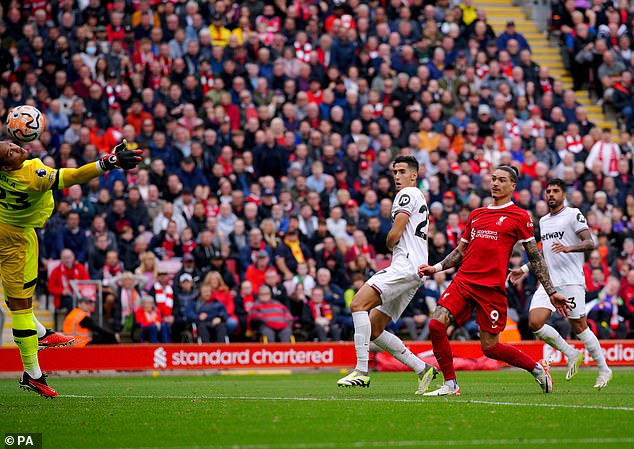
{"left": 1, "top": 0, "right": 634, "bottom": 344}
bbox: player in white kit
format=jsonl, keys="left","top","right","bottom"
{"left": 509, "top": 179, "right": 612, "bottom": 389}
{"left": 337, "top": 156, "right": 438, "bottom": 393}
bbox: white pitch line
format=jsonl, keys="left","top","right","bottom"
{"left": 122, "top": 438, "right": 634, "bottom": 449}
{"left": 59, "top": 394, "right": 634, "bottom": 412}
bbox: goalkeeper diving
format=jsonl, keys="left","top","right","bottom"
{"left": 0, "top": 139, "right": 141, "bottom": 398}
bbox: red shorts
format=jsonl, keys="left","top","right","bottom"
{"left": 437, "top": 279, "right": 507, "bottom": 335}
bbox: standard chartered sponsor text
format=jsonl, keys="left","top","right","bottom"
{"left": 169, "top": 348, "right": 334, "bottom": 366}
{"left": 474, "top": 229, "right": 499, "bottom": 240}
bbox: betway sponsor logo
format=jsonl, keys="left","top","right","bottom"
{"left": 544, "top": 343, "right": 634, "bottom": 364}
{"left": 541, "top": 231, "right": 564, "bottom": 241}
{"left": 162, "top": 348, "right": 334, "bottom": 367}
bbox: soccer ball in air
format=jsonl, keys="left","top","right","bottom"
{"left": 5, "top": 105, "right": 46, "bottom": 143}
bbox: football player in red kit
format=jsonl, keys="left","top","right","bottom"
{"left": 418, "top": 166, "right": 571, "bottom": 396}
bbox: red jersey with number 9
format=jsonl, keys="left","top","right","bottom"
{"left": 454, "top": 202, "right": 535, "bottom": 291}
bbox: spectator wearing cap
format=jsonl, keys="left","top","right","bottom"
{"left": 275, "top": 228, "right": 314, "bottom": 281}
{"left": 496, "top": 20, "right": 530, "bottom": 52}
{"left": 255, "top": 188, "right": 275, "bottom": 219}
{"left": 171, "top": 271, "right": 199, "bottom": 342}
{"left": 239, "top": 228, "right": 273, "bottom": 275}
{"left": 245, "top": 250, "right": 277, "bottom": 293}
{"left": 442, "top": 190, "right": 459, "bottom": 215}
{"left": 209, "top": 251, "right": 238, "bottom": 292}
{"left": 174, "top": 253, "right": 203, "bottom": 286}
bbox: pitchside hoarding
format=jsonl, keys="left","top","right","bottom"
{"left": 0, "top": 341, "right": 632, "bottom": 372}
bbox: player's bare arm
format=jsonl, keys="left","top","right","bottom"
{"left": 386, "top": 212, "right": 409, "bottom": 251}
{"left": 551, "top": 229, "right": 596, "bottom": 254}
{"left": 523, "top": 239, "right": 572, "bottom": 316}
{"left": 432, "top": 305, "right": 454, "bottom": 327}
{"left": 510, "top": 229, "right": 596, "bottom": 287}
{"left": 418, "top": 240, "right": 467, "bottom": 277}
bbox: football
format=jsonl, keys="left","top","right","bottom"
{"left": 5, "top": 105, "right": 46, "bottom": 143}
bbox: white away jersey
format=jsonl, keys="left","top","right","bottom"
{"left": 539, "top": 207, "right": 588, "bottom": 287}
{"left": 391, "top": 187, "right": 429, "bottom": 270}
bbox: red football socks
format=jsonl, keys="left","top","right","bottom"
{"left": 429, "top": 319, "right": 456, "bottom": 381}
{"left": 482, "top": 343, "right": 536, "bottom": 372}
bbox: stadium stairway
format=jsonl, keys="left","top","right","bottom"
{"left": 0, "top": 299, "right": 54, "bottom": 348}
{"left": 480, "top": 0, "right": 613, "bottom": 131}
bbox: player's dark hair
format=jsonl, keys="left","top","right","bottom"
{"left": 496, "top": 165, "right": 518, "bottom": 183}
{"left": 392, "top": 155, "right": 419, "bottom": 172}
{"left": 546, "top": 178, "right": 566, "bottom": 191}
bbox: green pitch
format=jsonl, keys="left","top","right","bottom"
{"left": 1, "top": 369, "right": 633, "bottom": 449}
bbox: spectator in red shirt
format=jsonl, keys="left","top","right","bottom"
{"left": 344, "top": 230, "right": 376, "bottom": 272}
{"left": 249, "top": 285, "right": 293, "bottom": 342}
{"left": 245, "top": 250, "right": 276, "bottom": 293}
{"left": 584, "top": 250, "right": 611, "bottom": 289}
{"left": 48, "top": 248, "right": 90, "bottom": 310}
{"left": 308, "top": 286, "right": 340, "bottom": 341}
{"left": 619, "top": 270, "right": 634, "bottom": 315}
{"left": 125, "top": 98, "right": 153, "bottom": 136}
{"left": 135, "top": 295, "right": 170, "bottom": 343}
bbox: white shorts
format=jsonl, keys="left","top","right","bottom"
{"left": 529, "top": 284, "right": 586, "bottom": 320}
{"left": 367, "top": 263, "right": 422, "bottom": 322}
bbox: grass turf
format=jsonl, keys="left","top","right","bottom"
{"left": 0, "top": 369, "right": 632, "bottom": 449}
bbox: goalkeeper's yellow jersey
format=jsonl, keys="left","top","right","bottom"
{"left": 0, "top": 158, "right": 58, "bottom": 228}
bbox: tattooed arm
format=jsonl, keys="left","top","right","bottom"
{"left": 551, "top": 229, "right": 596, "bottom": 254}
{"left": 418, "top": 240, "right": 467, "bottom": 277}
{"left": 523, "top": 239, "right": 572, "bottom": 316}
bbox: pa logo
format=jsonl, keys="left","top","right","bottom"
{"left": 398, "top": 194, "right": 410, "bottom": 207}
{"left": 35, "top": 168, "right": 47, "bottom": 178}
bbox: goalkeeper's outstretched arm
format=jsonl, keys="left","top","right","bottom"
{"left": 53, "top": 140, "right": 142, "bottom": 190}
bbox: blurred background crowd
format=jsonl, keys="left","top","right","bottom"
{"left": 0, "top": 0, "right": 633, "bottom": 345}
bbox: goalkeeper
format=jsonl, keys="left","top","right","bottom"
{"left": 0, "top": 139, "right": 141, "bottom": 398}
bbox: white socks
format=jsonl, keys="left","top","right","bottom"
{"left": 373, "top": 331, "right": 427, "bottom": 376}
{"left": 25, "top": 356, "right": 42, "bottom": 379}
{"left": 577, "top": 328, "right": 609, "bottom": 372}
{"left": 534, "top": 324, "right": 577, "bottom": 359}
{"left": 352, "top": 311, "right": 371, "bottom": 374}
{"left": 33, "top": 316, "right": 46, "bottom": 339}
